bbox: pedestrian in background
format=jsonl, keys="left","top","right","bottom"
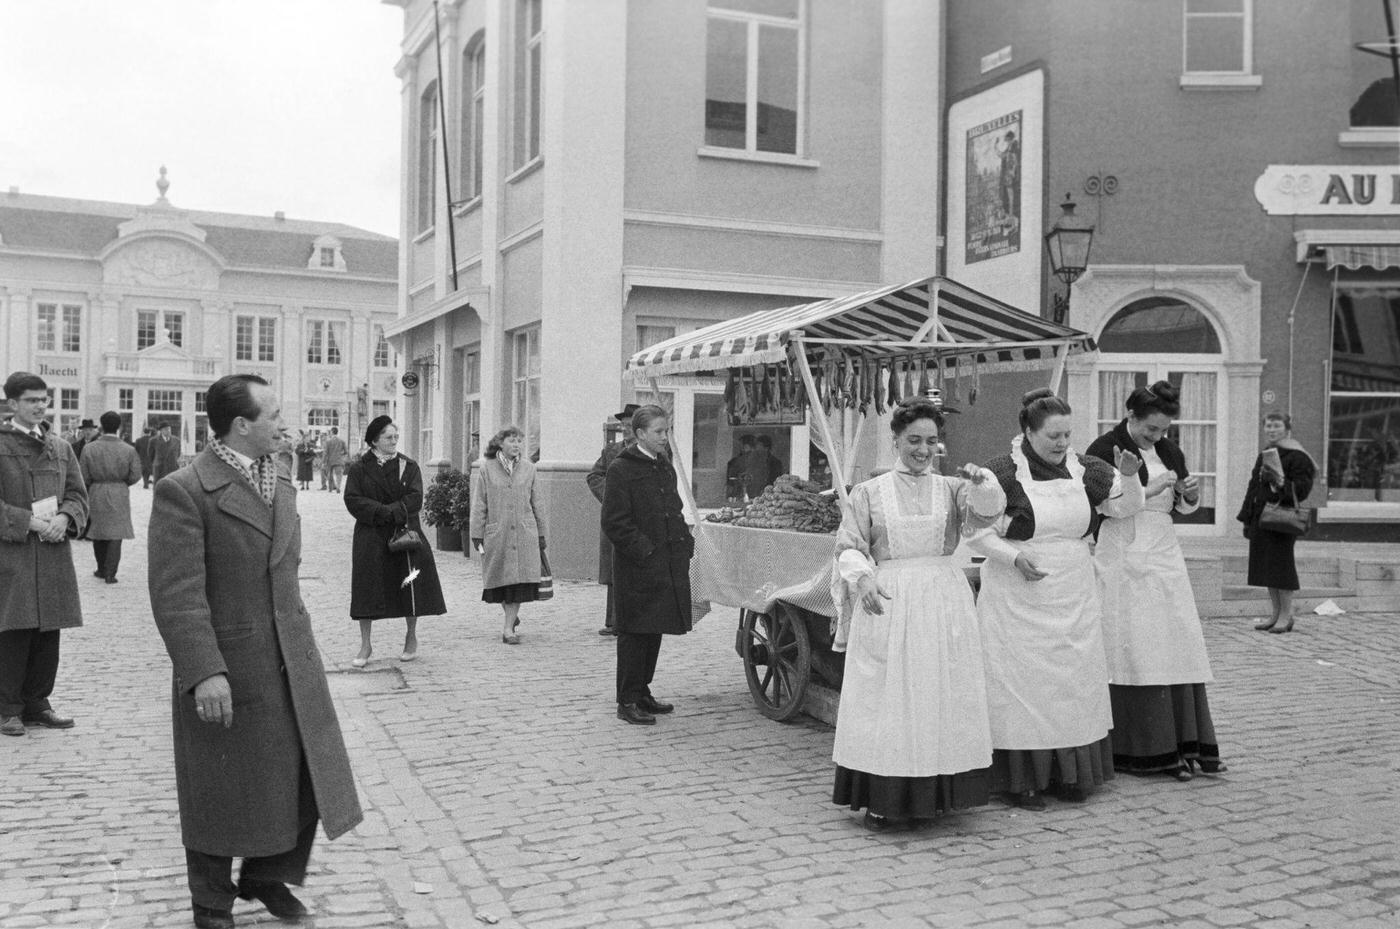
{"left": 149, "top": 422, "right": 181, "bottom": 484}
{"left": 1238, "top": 411, "right": 1317, "bottom": 634}
{"left": 830, "top": 398, "right": 1005, "bottom": 831}
{"left": 294, "top": 432, "right": 316, "bottom": 491}
{"left": 321, "top": 426, "right": 347, "bottom": 493}
{"left": 602, "top": 405, "right": 693, "bottom": 726}
{"left": 470, "top": 425, "right": 547, "bottom": 646}
{"left": 586, "top": 403, "right": 639, "bottom": 636}
{"left": 344, "top": 416, "right": 446, "bottom": 666}
{"left": 70, "top": 418, "right": 99, "bottom": 460}
{"left": 134, "top": 426, "right": 154, "bottom": 488}
{"left": 0, "top": 371, "right": 88, "bottom": 738}
{"left": 969, "top": 388, "right": 1143, "bottom": 810}
{"left": 148, "top": 374, "right": 361, "bottom": 929}
{"left": 80, "top": 411, "right": 141, "bottom": 585}
{"left": 1087, "top": 382, "right": 1226, "bottom": 780}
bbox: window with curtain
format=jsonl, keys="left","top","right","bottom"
{"left": 513, "top": 0, "right": 542, "bottom": 170}
{"left": 705, "top": 0, "right": 803, "bottom": 156}
{"left": 1328, "top": 289, "right": 1400, "bottom": 501}
{"left": 511, "top": 327, "right": 541, "bottom": 455}
{"left": 418, "top": 80, "right": 438, "bottom": 232}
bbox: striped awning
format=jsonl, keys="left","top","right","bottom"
{"left": 626, "top": 274, "right": 1096, "bottom": 381}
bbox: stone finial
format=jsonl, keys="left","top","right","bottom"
{"left": 156, "top": 166, "right": 170, "bottom": 201}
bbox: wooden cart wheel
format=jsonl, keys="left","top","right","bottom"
{"left": 740, "top": 604, "right": 812, "bottom": 722}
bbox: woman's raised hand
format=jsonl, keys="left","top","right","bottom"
{"left": 958, "top": 463, "right": 989, "bottom": 484}
{"left": 856, "top": 574, "right": 892, "bottom": 615}
{"left": 1113, "top": 446, "right": 1142, "bottom": 476}
{"left": 1146, "top": 471, "right": 1177, "bottom": 497}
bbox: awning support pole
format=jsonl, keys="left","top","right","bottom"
{"left": 1049, "top": 345, "right": 1068, "bottom": 394}
{"left": 792, "top": 335, "right": 851, "bottom": 507}
{"left": 651, "top": 376, "right": 702, "bottom": 524}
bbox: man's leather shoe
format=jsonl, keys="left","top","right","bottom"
{"left": 638, "top": 695, "right": 674, "bottom": 715}
{"left": 237, "top": 879, "right": 307, "bottom": 919}
{"left": 1, "top": 716, "right": 25, "bottom": 737}
{"left": 598, "top": 626, "right": 616, "bottom": 636}
{"left": 616, "top": 703, "right": 656, "bottom": 725}
{"left": 191, "top": 904, "right": 234, "bottom": 929}
{"left": 22, "top": 709, "right": 74, "bottom": 729}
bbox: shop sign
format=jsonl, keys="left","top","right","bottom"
{"left": 36, "top": 360, "right": 80, "bottom": 379}
{"left": 1254, "top": 165, "right": 1400, "bottom": 216}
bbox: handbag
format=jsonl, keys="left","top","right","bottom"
{"left": 1257, "top": 481, "right": 1311, "bottom": 536}
{"left": 388, "top": 526, "right": 425, "bottom": 553}
{"left": 537, "top": 543, "right": 554, "bottom": 601}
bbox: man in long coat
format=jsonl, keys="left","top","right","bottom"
{"left": 0, "top": 371, "right": 88, "bottom": 737}
{"left": 148, "top": 374, "right": 361, "bottom": 929}
{"left": 320, "top": 427, "right": 347, "bottom": 493}
{"left": 601, "top": 405, "right": 693, "bottom": 726}
{"left": 134, "top": 427, "right": 154, "bottom": 488}
{"left": 80, "top": 411, "right": 142, "bottom": 583}
{"left": 585, "top": 404, "right": 638, "bottom": 636}
{"left": 149, "top": 422, "right": 181, "bottom": 483}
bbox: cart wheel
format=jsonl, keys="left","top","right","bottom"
{"left": 740, "top": 604, "right": 812, "bottom": 722}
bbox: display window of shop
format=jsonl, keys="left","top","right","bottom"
{"left": 137, "top": 309, "right": 184, "bottom": 349}
{"left": 305, "top": 320, "right": 345, "bottom": 366}
{"left": 1327, "top": 288, "right": 1400, "bottom": 502}
{"left": 511, "top": 327, "right": 541, "bottom": 455}
{"left": 1094, "top": 297, "right": 1224, "bottom": 527}
{"left": 236, "top": 315, "right": 277, "bottom": 362}
{"left": 704, "top": 0, "right": 805, "bottom": 157}
{"left": 36, "top": 303, "right": 82, "bottom": 353}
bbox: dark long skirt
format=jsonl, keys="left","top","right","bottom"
{"left": 482, "top": 582, "right": 540, "bottom": 604}
{"left": 1246, "top": 527, "right": 1299, "bottom": 590}
{"left": 833, "top": 766, "right": 990, "bottom": 821}
{"left": 990, "top": 739, "right": 1114, "bottom": 796}
{"left": 1109, "top": 683, "right": 1223, "bottom": 774}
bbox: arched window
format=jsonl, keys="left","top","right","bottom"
{"left": 1098, "top": 297, "right": 1221, "bottom": 354}
{"left": 461, "top": 32, "right": 486, "bottom": 202}
{"left": 417, "top": 80, "right": 439, "bottom": 233}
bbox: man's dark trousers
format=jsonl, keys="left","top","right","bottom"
{"left": 616, "top": 632, "right": 662, "bottom": 704}
{"left": 92, "top": 540, "right": 122, "bottom": 580}
{"left": 0, "top": 629, "right": 60, "bottom": 718}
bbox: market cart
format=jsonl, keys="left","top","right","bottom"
{"left": 625, "top": 274, "right": 1097, "bottom": 722}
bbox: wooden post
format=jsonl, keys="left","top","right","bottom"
{"left": 792, "top": 335, "right": 850, "bottom": 507}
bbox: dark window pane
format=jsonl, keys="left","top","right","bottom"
{"left": 706, "top": 17, "right": 748, "bottom": 148}
{"left": 1328, "top": 395, "right": 1400, "bottom": 495}
{"left": 1098, "top": 298, "right": 1222, "bottom": 353}
{"left": 756, "top": 24, "right": 798, "bottom": 154}
{"left": 1332, "top": 293, "right": 1400, "bottom": 391}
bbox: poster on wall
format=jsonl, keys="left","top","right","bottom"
{"left": 964, "top": 110, "right": 1022, "bottom": 265}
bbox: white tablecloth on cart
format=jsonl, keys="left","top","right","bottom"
{"left": 690, "top": 523, "right": 838, "bottom": 624}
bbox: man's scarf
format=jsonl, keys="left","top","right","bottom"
{"left": 208, "top": 436, "right": 276, "bottom": 506}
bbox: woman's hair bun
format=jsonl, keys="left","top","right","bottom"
{"left": 1148, "top": 380, "right": 1178, "bottom": 402}
{"left": 1021, "top": 387, "right": 1056, "bottom": 407}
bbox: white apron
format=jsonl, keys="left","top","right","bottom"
{"left": 978, "top": 445, "right": 1113, "bottom": 750}
{"left": 832, "top": 472, "right": 993, "bottom": 777}
{"left": 1095, "top": 466, "right": 1213, "bottom": 686}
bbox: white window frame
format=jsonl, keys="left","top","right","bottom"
{"left": 373, "top": 325, "right": 395, "bottom": 369}
{"left": 511, "top": 0, "right": 543, "bottom": 173}
{"left": 306, "top": 407, "right": 341, "bottom": 429}
{"left": 36, "top": 302, "right": 83, "bottom": 354}
{"left": 305, "top": 319, "right": 346, "bottom": 366}
{"left": 138, "top": 309, "right": 185, "bottom": 349}
{"left": 47, "top": 387, "right": 81, "bottom": 436}
{"left": 418, "top": 80, "right": 439, "bottom": 233}
{"left": 701, "top": 1, "right": 808, "bottom": 161}
{"left": 462, "top": 346, "right": 482, "bottom": 463}
{"left": 1180, "top": 0, "right": 1260, "bottom": 91}
{"left": 461, "top": 32, "right": 486, "bottom": 205}
{"left": 146, "top": 389, "right": 183, "bottom": 412}
{"left": 308, "top": 234, "right": 347, "bottom": 272}
{"left": 511, "top": 326, "right": 541, "bottom": 456}
{"left": 235, "top": 315, "right": 278, "bottom": 363}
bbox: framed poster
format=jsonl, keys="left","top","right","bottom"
{"left": 965, "top": 110, "right": 1022, "bottom": 265}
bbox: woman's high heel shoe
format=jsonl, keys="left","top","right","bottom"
{"left": 351, "top": 649, "right": 371, "bottom": 668}
{"left": 501, "top": 633, "right": 520, "bottom": 645}
{"left": 1269, "top": 619, "right": 1294, "bottom": 634}
{"left": 1253, "top": 619, "right": 1277, "bottom": 631}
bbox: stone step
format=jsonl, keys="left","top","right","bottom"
{"left": 1221, "top": 584, "right": 1354, "bottom": 601}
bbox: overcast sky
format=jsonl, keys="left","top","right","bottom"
{"left": 0, "top": 0, "right": 405, "bottom": 237}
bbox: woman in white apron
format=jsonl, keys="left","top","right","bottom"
{"left": 1087, "top": 381, "right": 1225, "bottom": 780}
{"left": 831, "top": 399, "right": 1006, "bottom": 831}
{"left": 969, "top": 388, "right": 1143, "bottom": 811}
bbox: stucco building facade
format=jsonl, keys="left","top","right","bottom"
{"left": 0, "top": 175, "right": 400, "bottom": 451}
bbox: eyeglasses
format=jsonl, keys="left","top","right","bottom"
{"left": 16, "top": 398, "right": 48, "bottom": 405}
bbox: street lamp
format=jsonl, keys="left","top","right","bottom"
{"left": 1044, "top": 193, "right": 1095, "bottom": 325}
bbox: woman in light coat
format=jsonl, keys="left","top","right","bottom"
{"left": 470, "top": 426, "right": 547, "bottom": 645}
{"left": 79, "top": 411, "right": 141, "bottom": 583}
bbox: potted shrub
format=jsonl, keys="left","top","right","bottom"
{"left": 423, "top": 469, "right": 468, "bottom": 551}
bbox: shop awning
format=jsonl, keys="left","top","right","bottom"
{"left": 1294, "top": 229, "right": 1400, "bottom": 269}
{"left": 625, "top": 274, "right": 1097, "bottom": 381}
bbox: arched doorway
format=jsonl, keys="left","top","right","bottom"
{"left": 1093, "top": 296, "right": 1225, "bottom": 528}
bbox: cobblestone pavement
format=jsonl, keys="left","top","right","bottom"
{"left": 4, "top": 486, "right": 1399, "bottom": 929}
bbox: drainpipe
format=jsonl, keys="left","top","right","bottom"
{"left": 1285, "top": 258, "right": 1313, "bottom": 420}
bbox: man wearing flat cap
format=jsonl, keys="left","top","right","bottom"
{"left": 586, "top": 404, "right": 639, "bottom": 636}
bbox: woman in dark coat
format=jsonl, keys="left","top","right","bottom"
{"left": 1237, "top": 411, "right": 1316, "bottom": 634}
{"left": 344, "top": 416, "right": 446, "bottom": 666}
{"left": 601, "top": 405, "right": 694, "bottom": 726}
{"left": 294, "top": 433, "right": 316, "bottom": 490}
